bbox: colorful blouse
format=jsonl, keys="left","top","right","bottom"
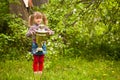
{"left": 26, "top": 24, "right": 53, "bottom": 55}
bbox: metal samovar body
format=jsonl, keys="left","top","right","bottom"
{"left": 36, "top": 27, "right": 48, "bottom": 52}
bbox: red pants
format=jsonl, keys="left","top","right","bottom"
{"left": 33, "top": 55, "right": 44, "bottom": 72}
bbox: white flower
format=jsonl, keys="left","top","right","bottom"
{"left": 73, "top": 9, "right": 77, "bottom": 14}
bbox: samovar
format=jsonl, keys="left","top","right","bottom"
{"left": 35, "top": 27, "right": 48, "bottom": 52}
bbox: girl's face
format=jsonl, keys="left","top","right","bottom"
{"left": 34, "top": 17, "right": 42, "bottom": 25}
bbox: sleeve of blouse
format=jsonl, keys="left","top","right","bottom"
{"left": 45, "top": 26, "right": 54, "bottom": 35}
{"left": 26, "top": 27, "right": 34, "bottom": 37}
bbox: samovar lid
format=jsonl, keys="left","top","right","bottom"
{"left": 36, "top": 28, "right": 48, "bottom": 33}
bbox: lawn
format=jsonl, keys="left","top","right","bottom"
{"left": 0, "top": 54, "right": 120, "bottom": 80}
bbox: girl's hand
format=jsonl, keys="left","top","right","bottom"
{"left": 30, "top": 30, "right": 36, "bottom": 35}
{"left": 48, "top": 31, "right": 54, "bottom": 35}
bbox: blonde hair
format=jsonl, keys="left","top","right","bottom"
{"left": 28, "top": 12, "right": 48, "bottom": 27}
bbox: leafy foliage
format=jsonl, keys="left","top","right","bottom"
{"left": 0, "top": 14, "right": 30, "bottom": 59}
{"left": 0, "top": 0, "right": 120, "bottom": 60}
{"left": 34, "top": 0, "right": 120, "bottom": 59}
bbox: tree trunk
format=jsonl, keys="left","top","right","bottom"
{"left": 9, "top": 0, "right": 49, "bottom": 20}
{"left": 32, "top": 0, "right": 49, "bottom": 6}
{"left": 9, "top": 0, "right": 29, "bottom": 20}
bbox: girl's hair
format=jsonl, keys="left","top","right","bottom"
{"left": 28, "top": 12, "right": 48, "bottom": 27}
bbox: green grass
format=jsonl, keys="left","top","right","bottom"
{"left": 0, "top": 55, "right": 120, "bottom": 80}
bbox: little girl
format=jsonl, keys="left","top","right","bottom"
{"left": 26, "top": 12, "right": 54, "bottom": 76}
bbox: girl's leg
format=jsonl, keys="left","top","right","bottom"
{"left": 38, "top": 55, "right": 44, "bottom": 72}
{"left": 33, "top": 55, "right": 39, "bottom": 72}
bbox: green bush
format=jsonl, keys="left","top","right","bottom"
{"left": 0, "top": 0, "right": 120, "bottom": 60}
{"left": 0, "top": 14, "right": 30, "bottom": 59}
{"left": 34, "top": 0, "right": 120, "bottom": 59}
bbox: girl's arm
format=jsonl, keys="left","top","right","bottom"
{"left": 44, "top": 26, "right": 54, "bottom": 35}
{"left": 26, "top": 27, "right": 36, "bottom": 37}
{"left": 48, "top": 29, "right": 54, "bottom": 35}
